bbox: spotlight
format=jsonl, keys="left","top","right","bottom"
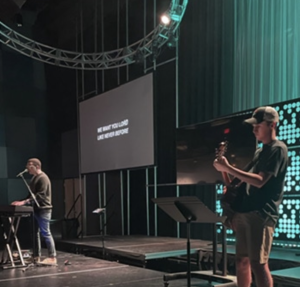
{"left": 161, "top": 14, "right": 171, "bottom": 25}
{"left": 161, "top": 5, "right": 184, "bottom": 25}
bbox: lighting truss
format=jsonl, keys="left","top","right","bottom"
{"left": 0, "top": 0, "right": 188, "bottom": 70}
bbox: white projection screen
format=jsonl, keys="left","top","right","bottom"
{"left": 79, "top": 73, "right": 154, "bottom": 174}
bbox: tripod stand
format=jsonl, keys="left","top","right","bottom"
{"left": 152, "top": 196, "right": 237, "bottom": 287}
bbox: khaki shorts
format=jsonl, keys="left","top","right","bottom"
{"left": 232, "top": 211, "right": 275, "bottom": 264}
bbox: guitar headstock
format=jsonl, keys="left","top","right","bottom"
{"left": 215, "top": 141, "right": 228, "bottom": 159}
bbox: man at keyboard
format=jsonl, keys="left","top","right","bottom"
{"left": 11, "top": 158, "right": 57, "bottom": 265}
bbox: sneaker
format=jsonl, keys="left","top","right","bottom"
{"left": 40, "top": 257, "right": 57, "bottom": 266}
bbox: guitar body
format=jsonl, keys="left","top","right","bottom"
{"left": 220, "top": 182, "right": 246, "bottom": 228}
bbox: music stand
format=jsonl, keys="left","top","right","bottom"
{"left": 93, "top": 208, "right": 106, "bottom": 258}
{"left": 152, "top": 196, "right": 236, "bottom": 287}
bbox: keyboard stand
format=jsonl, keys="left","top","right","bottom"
{"left": 0, "top": 206, "right": 33, "bottom": 269}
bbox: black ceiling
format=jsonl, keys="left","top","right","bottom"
{"left": 1, "top": 0, "right": 171, "bottom": 51}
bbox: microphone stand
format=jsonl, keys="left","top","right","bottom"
{"left": 19, "top": 174, "right": 40, "bottom": 208}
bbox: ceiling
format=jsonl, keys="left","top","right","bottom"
{"left": 1, "top": 0, "right": 170, "bottom": 51}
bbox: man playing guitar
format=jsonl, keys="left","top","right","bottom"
{"left": 213, "top": 106, "right": 288, "bottom": 287}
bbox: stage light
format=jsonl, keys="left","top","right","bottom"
{"left": 134, "top": 49, "right": 144, "bottom": 65}
{"left": 161, "top": 14, "right": 171, "bottom": 25}
{"left": 167, "top": 33, "right": 177, "bottom": 48}
{"left": 122, "top": 47, "right": 133, "bottom": 64}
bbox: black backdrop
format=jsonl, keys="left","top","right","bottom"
{"left": 0, "top": 0, "right": 236, "bottom": 239}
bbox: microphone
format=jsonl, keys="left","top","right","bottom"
{"left": 16, "top": 169, "right": 28, "bottom": 177}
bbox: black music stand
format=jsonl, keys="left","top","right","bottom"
{"left": 152, "top": 196, "right": 237, "bottom": 287}
{"left": 93, "top": 208, "right": 106, "bottom": 258}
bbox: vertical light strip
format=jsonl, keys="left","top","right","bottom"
{"left": 146, "top": 168, "right": 150, "bottom": 236}
{"left": 120, "top": 170, "right": 124, "bottom": 235}
{"left": 127, "top": 170, "right": 130, "bottom": 235}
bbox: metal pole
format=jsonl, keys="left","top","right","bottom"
{"left": 143, "top": 0, "right": 147, "bottom": 72}
{"left": 117, "top": 0, "right": 120, "bottom": 85}
{"left": 146, "top": 168, "right": 149, "bottom": 235}
{"left": 75, "top": 1, "right": 85, "bottom": 237}
{"left": 101, "top": 0, "right": 105, "bottom": 92}
{"left": 103, "top": 172, "right": 107, "bottom": 235}
{"left": 127, "top": 170, "right": 130, "bottom": 235}
{"left": 175, "top": 28, "right": 180, "bottom": 238}
{"left": 153, "top": 0, "right": 157, "bottom": 71}
{"left": 126, "top": 0, "right": 129, "bottom": 81}
{"left": 94, "top": 0, "right": 98, "bottom": 94}
{"left": 98, "top": 174, "right": 102, "bottom": 233}
{"left": 154, "top": 166, "right": 157, "bottom": 236}
{"left": 120, "top": 171, "right": 124, "bottom": 235}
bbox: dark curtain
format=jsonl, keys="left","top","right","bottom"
{"left": 179, "top": 0, "right": 235, "bottom": 126}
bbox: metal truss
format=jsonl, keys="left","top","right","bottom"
{"left": 0, "top": 0, "right": 188, "bottom": 70}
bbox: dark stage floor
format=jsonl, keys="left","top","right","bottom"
{"left": 0, "top": 251, "right": 238, "bottom": 287}
{"left": 1, "top": 235, "right": 300, "bottom": 287}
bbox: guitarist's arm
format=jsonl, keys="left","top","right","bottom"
{"left": 221, "top": 172, "right": 232, "bottom": 186}
{"left": 214, "top": 156, "right": 272, "bottom": 188}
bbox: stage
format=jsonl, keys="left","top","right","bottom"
{"left": 1, "top": 235, "right": 300, "bottom": 287}
{"left": 56, "top": 235, "right": 300, "bottom": 287}
{"left": 55, "top": 235, "right": 212, "bottom": 266}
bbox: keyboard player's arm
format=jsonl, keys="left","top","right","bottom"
{"left": 11, "top": 198, "right": 31, "bottom": 206}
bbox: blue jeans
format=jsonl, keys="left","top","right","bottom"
{"left": 34, "top": 209, "right": 56, "bottom": 258}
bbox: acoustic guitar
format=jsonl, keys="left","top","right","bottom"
{"left": 216, "top": 141, "right": 246, "bottom": 228}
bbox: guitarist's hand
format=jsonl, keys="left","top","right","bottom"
{"left": 213, "top": 156, "right": 230, "bottom": 172}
